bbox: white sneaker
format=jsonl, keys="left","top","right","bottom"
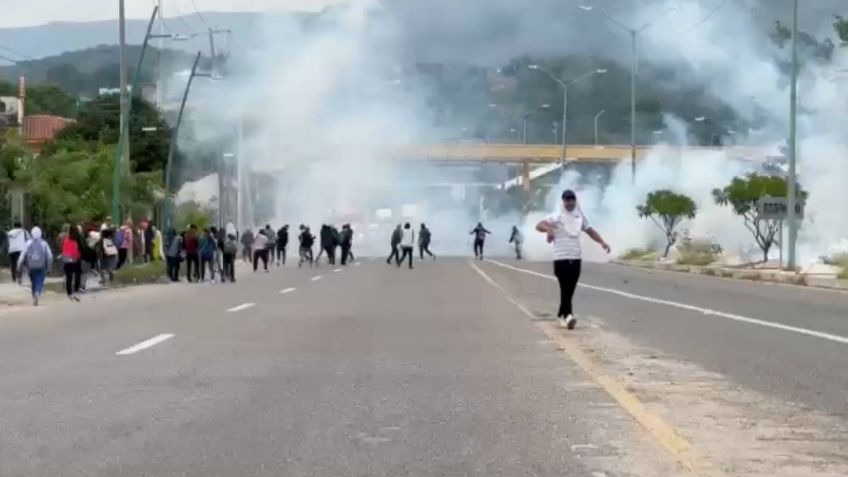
{"left": 557, "top": 317, "right": 567, "bottom": 328}
{"left": 565, "top": 314, "right": 577, "bottom": 330}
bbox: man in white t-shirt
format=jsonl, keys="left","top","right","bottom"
{"left": 536, "top": 189, "right": 610, "bottom": 329}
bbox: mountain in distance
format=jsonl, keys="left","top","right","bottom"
{"left": 0, "top": 11, "right": 313, "bottom": 64}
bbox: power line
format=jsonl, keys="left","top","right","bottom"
{"left": 684, "top": 0, "right": 731, "bottom": 34}
{"left": 0, "top": 53, "right": 19, "bottom": 64}
{"left": 0, "top": 45, "right": 33, "bottom": 61}
{"left": 188, "top": 0, "right": 211, "bottom": 29}
{"left": 170, "top": 0, "right": 196, "bottom": 32}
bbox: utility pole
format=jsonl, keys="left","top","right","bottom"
{"left": 156, "top": 0, "right": 164, "bottom": 109}
{"left": 207, "top": 28, "right": 231, "bottom": 75}
{"left": 786, "top": 0, "right": 799, "bottom": 270}
{"left": 118, "top": 0, "right": 130, "bottom": 192}
{"left": 630, "top": 30, "right": 637, "bottom": 184}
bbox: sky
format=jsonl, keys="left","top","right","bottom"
{"left": 0, "top": 0, "right": 350, "bottom": 28}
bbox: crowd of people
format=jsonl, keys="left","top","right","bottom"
{"left": 4, "top": 218, "right": 164, "bottom": 306}
{"left": 3, "top": 189, "right": 609, "bottom": 333}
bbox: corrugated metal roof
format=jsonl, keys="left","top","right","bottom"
{"left": 23, "top": 115, "right": 74, "bottom": 141}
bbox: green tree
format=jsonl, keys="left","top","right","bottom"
{"left": 636, "top": 190, "right": 697, "bottom": 258}
{"left": 53, "top": 93, "right": 171, "bottom": 173}
{"left": 712, "top": 174, "right": 806, "bottom": 263}
{"left": 26, "top": 84, "right": 78, "bottom": 118}
{"left": 835, "top": 15, "right": 848, "bottom": 44}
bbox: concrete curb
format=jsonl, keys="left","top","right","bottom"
{"left": 613, "top": 259, "right": 848, "bottom": 291}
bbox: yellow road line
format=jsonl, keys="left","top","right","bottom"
{"left": 469, "top": 260, "right": 713, "bottom": 475}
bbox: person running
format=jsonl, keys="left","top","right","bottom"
{"left": 398, "top": 223, "right": 415, "bottom": 269}
{"left": 535, "top": 189, "right": 610, "bottom": 330}
{"left": 509, "top": 225, "right": 524, "bottom": 260}
{"left": 199, "top": 228, "right": 217, "bottom": 283}
{"left": 60, "top": 225, "right": 83, "bottom": 301}
{"left": 164, "top": 228, "right": 183, "bottom": 282}
{"left": 298, "top": 225, "right": 314, "bottom": 267}
{"left": 7, "top": 221, "right": 30, "bottom": 284}
{"left": 184, "top": 225, "right": 200, "bottom": 282}
{"left": 253, "top": 228, "right": 270, "bottom": 272}
{"left": 470, "top": 222, "right": 491, "bottom": 260}
{"left": 340, "top": 224, "right": 354, "bottom": 265}
{"left": 143, "top": 222, "right": 154, "bottom": 263}
{"left": 318, "top": 225, "right": 335, "bottom": 265}
{"left": 386, "top": 224, "right": 402, "bottom": 265}
{"left": 276, "top": 225, "right": 289, "bottom": 266}
{"left": 240, "top": 228, "right": 254, "bottom": 263}
{"left": 418, "top": 223, "right": 435, "bottom": 260}
{"left": 18, "top": 226, "right": 52, "bottom": 306}
{"left": 222, "top": 233, "right": 238, "bottom": 283}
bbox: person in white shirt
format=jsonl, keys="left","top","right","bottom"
{"left": 398, "top": 222, "right": 415, "bottom": 269}
{"left": 535, "top": 189, "right": 610, "bottom": 329}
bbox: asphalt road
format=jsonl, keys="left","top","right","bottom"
{"left": 0, "top": 258, "right": 682, "bottom": 477}
{"left": 480, "top": 258, "right": 848, "bottom": 418}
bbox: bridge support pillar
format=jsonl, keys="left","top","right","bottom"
{"left": 521, "top": 161, "right": 531, "bottom": 192}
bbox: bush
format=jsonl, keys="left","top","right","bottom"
{"left": 823, "top": 253, "right": 848, "bottom": 279}
{"left": 676, "top": 234, "right": 719, "bottom": 266}
{"left": 113, "top": 261, "right": 167, "bottom": 285}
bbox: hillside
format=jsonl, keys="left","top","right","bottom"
{"left": 0, "top": 45, "right": 199, "bottom": 96}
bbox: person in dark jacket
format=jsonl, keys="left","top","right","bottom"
{"left": 469, "top": 222, "right": 492, "bottom": 260}
{"left": 339, "top": 224, "right": 354, "bottom": 265}
{"left": 184, "top": 225, "right": 200, "bottom": 282}
{"left": 386, "top": 224, "right": 402, "bottom": 265}
{"left": 164, "top": 228, "right": 183, "bottom": 282}
{"left": 509, "top": 225, "right": 524, "bottom": 260}
{"left": 318, "top": 224, "right": 335, "bottom": 265}
{"left": 240, "top": 228, "right": 254, "bottom": 263}
{"left": 298, "top": 225, "right": 314, "bottom": 267}
{"left": 419, "top": 223, "right": 435, "bottom": 260}
{"left": 276, "top": 225, "right": 289, "bottom": 266}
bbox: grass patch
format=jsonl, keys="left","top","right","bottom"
{"left": 113, "top": 262, "right": 167, "bottom": 285}
{"left": 620, "top": 248, "right": 655, "bottom": 261}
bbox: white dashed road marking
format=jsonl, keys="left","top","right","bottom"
{"left": 333, "top": 268, "right": 342, "bottom": 273}
{"left": 485, "top": 259, "right": 848, "bottom": 346}
{"left": 311, "top": 276, "right": 322, "bottom": 282}
{"left": 280, "top": 287, "right": 296, "bottom": 294}
{"left": 116, "top": 334, "right": 175, "bottom": 356}
{"left": 227, "top": 302, "right": 256, "bottom": 312}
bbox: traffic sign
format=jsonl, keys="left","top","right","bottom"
{"left": 758, "top": 196, "right": 804, "bottom": 220}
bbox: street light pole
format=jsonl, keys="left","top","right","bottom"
{"left": 528, "top": 65, "right": 606, "bottom": 166}
{"left": 520, "top": 104, "right": 550, "bottom": 144}
{"left": 594, "top": 109, "right": 606, "bottom": 146}
{"left": 630, "top": 30, "right": 637, "bottom": 183}
{"left": 579, "top": 4, "right": 676, "bottom": 183}
{"left": 787, "top": 0, "right": 799, "bottom": 270}
{"left": 117, "top": 0, "right": 129, "bottom": 220}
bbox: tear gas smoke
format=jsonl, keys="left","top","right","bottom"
{"left": 172, "top": 0, "right": 847, "bottom": 263}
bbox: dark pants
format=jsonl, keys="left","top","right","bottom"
{"left": 398, "top": 246, "right": 414, "bottom": 269}
{"left": 253, "top": 249, "right": 269, "bottom": 271}
{"left": 299, "top": 247, "right": 313, "bottom": 267}
{"left": 323, "top": 246, "right": 335, "bottom": 265}
{"left": 387, "top": 245, "right": 400, "bottom": 264}
{"left": 553, "top": 259, "right": 581, "bottom": 318}
{"left": 276, "top": 246, "right": 286, "bottom": 265}
{"left": 419, "top": 243, "right": 434, "bottom": 259}
{"left": 64, "top": 261, "right": 81, "bottom": 296}
{"left": 8, "top": 252, "right": 21, "bottom": 282}
{"left": 222, "top": 253, "right": 236, "bottom": 282}
{"left": 340, "top": 244, "right": 351, "bottom": 265}
{"left": 166, "top": 256, "right": 181, "bottom": 282}
{"left": 186, "top": 253, "right": 200, "bottom": 282}
{"left": 473, "top": 239, "right": 485, "bottom": 259}
{"left": 117, "top": 248, "right": 128, "bottom": 269}
{"left": 514, "top": 242, "right": 523, "bottom": 260}
{"left": 242, "top": 246, "right": 252, "bottom": 263}
{"left": 200, "top": 256, "right": 215, "bottom": 281}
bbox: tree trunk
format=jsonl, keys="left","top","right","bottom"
{"left": 761, "top": 244, "right": 770, "bottom": 263}
{"left": 663, "top": 240, "right": 673, "bottom": 258}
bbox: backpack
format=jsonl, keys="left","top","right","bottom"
{"left": 224, "top": 240, "right": 238, "bottom": 255}
{"left": 25, "top": 239, "right": 49, "bottom": 271}
{"left": 114, "top": 228, "right": 125, "bottom": 248}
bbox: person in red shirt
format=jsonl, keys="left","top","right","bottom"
{"left": 61, "top": 225, "right": 83, "bottom": 301}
